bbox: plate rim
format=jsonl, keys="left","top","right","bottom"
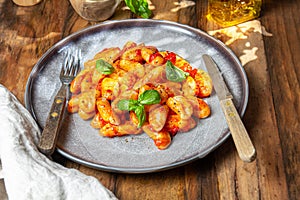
{"left": 25, "top": 19, "right": 249, "bottom": 173}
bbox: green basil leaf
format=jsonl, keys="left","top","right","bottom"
{"left": 124, "top": 0, "right": 152, "bottom": 19}
{"left": 134, "top": 104, "right": 146, "bottom": 127}
{"left": 166, "top": 60, "right": 189, "bottom": 82}
{"left": 117, "top": 99, "right": 139, "bottom": 111}
{"left": 138, "top": 90, "right": 161, "bottom": 105}
{"left": 96, "top": 59, "right": 115, "bottom": 75}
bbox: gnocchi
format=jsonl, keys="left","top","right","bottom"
{"left": 68, "top": 41, "right": 212, "bottom": 150}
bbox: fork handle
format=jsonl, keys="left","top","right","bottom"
{"left": 38, "top": 86, "right": 67, "bottom": 156}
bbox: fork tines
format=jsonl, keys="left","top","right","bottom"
{"left": 61, "top": 49, "right": 81, "bottom": 77}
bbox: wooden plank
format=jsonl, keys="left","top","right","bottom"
{"left": 0, "top": 0, "right": 69, "bottom": 102}
{"left": 206, "top": 20, "right": 289, "bottom": 199}
{"left": 115, "top": 168, "right": 187, "bottom": 200}
{"left": 261, "top": 0, "right": 300, "bottom": 199}
{"left": 183, "top": 157, "right": 220, "bottom": 200}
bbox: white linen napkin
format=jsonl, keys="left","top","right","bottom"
{"left": 0, "top": 84, "right": 118, "bottom": 200}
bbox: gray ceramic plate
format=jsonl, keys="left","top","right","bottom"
{"left": 25, "top": 19, "right": 248, "bottom": 173}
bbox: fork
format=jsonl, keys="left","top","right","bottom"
{"left": 38, "top": 50, "right": 81, "bottom": 156}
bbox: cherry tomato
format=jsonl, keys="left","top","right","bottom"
{"left": 164, "top": 51, "right": 176, "bottom": 64}
{"left": 180, "top": 63, "right": 198, "bottom": 78}
{"left": 135, "top": 49, "right": 142, "bottom": 57}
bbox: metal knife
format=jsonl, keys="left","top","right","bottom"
{"left": 203, "top": 54, "right": 256, "bottom": 162}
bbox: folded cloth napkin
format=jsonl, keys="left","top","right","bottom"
{"left": 0, "top": 85, "right": 118, "bottom": 200}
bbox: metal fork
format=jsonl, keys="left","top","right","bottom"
{"left": 38, "top": 49, "right": 81, "bottom": 156}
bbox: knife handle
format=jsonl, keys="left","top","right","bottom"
{"left": 38, "top": 87, "right": 66, "bottom": 156}
{"left": 220, "top": 98, "right": 256, "bottom": 162}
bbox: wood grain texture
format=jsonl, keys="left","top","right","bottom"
{"left": 261, "top": 0, "right": 300, "bottom": 199}
{"left": 1, "top": 0, "right": 299, "bottom": 199}
{"left": 207, "top": 19, "right": 289, "bottom": 200}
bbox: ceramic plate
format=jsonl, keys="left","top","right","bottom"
{"left": 25, "top": 19, "right": 248, "bottom": 173}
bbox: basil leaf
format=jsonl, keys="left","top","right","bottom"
{"left": 117, "top": 99, "right": 139, "bottom": 111}
{"left": 96, "top": 59, "right": 115, "bottom": 75}
{"left": 124, "top": 0, "right": 152, "bottom": 19}
{"left": 138, "top": 90, "right": 161, "bottom": 105}
{"left": 117, "top": 90, "right": 161, "bottom": 127}
{"left": 166, "top": 60, "right": 189, "bottom": 82}
{"left": 134, "top": 104, "right": 146, "bottom": 127}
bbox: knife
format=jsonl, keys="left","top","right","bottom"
{"left": 202, "top": 54, "right": 256, "bottom": 162}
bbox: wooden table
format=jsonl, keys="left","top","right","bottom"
{"left": 0, "top": 0, "right": 299, "bottom": 199}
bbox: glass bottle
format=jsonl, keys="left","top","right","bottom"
{"left": 207, "top": 0, "right": 262, "bottom": 27}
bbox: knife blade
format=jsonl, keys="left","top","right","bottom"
{"left": 202, "top": 54, "right": 256, "bottom": 162}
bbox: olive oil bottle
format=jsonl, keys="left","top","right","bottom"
{"left": 207, "top": 0, "right": 262, "bottom": 27}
